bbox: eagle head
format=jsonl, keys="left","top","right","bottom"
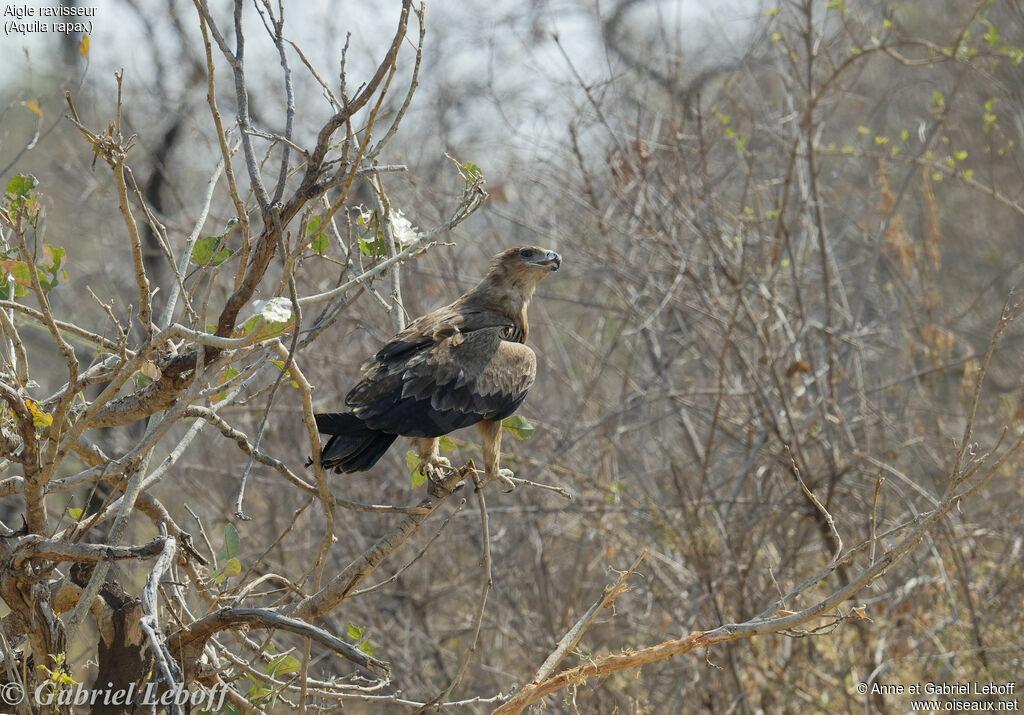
{"left": 496, "top": 245, "right": 561, "bottom": 278}
{"left": 474, "top": 246, "right": 562, "bottom": 322}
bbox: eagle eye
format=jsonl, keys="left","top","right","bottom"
{"left": 519, "top": 248, "right": 534, "bottom": 258}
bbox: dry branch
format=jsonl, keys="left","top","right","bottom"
{"left": 167, "top": 607, "right": 390, "bottom": 678}
{"left": 286, "top": 463, "right": 475, "bottom": 621}
{"left": 530, "top": 551, "right": 647, "bottom": 685}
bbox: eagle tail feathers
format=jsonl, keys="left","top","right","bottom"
{"left": 313, "top": 412, "right": 398, "bottom": 473}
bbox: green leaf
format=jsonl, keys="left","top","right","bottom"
{"left": 212, "top": 557, "right": 242, "bottom": 585}
{"left": 305, "top": 215, "right": 322, "bottom": 236}
{"left": 346, "top": 622, "right": 365, "bottom": 641}
{"left": 461, "top": 161, "right": 482, "bottom": 180}
{"left": 407, "top": 450, "right": 426, "bottom": 488}
{"left": 358, "top": 234, "right": 385, "bottom": 258}
{"left": 220, "top": 523, "right": 240, "bottom": 558}
{"left": 310, "top": 232, "right": 329, "bottom": 255}
{"left": 5, "top": 174, "right": 40, "bottom": 223}
{"left": 306, "top": 215, "right": 328, "bottom": 255}
{"left": 359, "top": 640, "right": 373, "bottom": 655}
{"left": 501, "top": 415, "right": 534, "bottom": 440}
{"left": 68, "top": 508, "right": 83, "bottom": 521}
{"left": 245, "top": 673, "right": 272, "bottom": 704}
{"left": 6, "top": 173, "right": 36, "bottom": 198}
{"left": 223, "top": 557, "right": 242, "bottom": 576}
{"left": 1, "top": 260, "right": 33, "bottom": 296}
{"left": 191, "top": 235, "right": 234, "bottom": 266}
{"left": 41, "top": 245, "right": 66, "bottom": 286}
{"left": 240, "top": 314, "right": 260, "bottom": 336}
{"left": 212, "top": 367, "right": 240, "bottom": 402}
{"left": 266, "top": 655, "right": 301, "bottom": 677}
{"left": 438, "top": 436, "right": 457, "bottom": 452}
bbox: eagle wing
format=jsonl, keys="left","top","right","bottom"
{"left": 367, "top": 305, "right": 519, "bottom": 364}
{"left": 344, "top": 325, "right": 536, "bottom": 438}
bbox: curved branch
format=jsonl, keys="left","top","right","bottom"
{"left": 167, "top": 607, "right": 390, "bottom": 678}
{"left": 12, "top": 535, "right": 167, "bottom": 569}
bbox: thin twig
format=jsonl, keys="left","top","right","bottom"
{"left": 531, "top": 551, "right": 647, "bottom": 684}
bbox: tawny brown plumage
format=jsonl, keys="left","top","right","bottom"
{"left": 314, "top": 246, "right": 560, "bottom": 485}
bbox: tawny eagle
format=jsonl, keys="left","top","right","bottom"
{"left": 313, "top": 246, "right": 561, "bottom": 487}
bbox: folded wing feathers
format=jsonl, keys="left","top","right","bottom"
{"left": 346, "top": 322, "right": 536, "bottom": 429}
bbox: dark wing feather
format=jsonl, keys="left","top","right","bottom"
{"left": 312, "top": 412, "right": 398, "bottom": 473}
{"left": 368, "top": 305, "right": 517, "bottom": 365}
{"left": 345, "top": 326, "right": 536, "bottom": 438}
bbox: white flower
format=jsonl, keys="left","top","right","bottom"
{"left": 250, "top": 297, "right": 293, "bottom": 324}
{"left": 389, "top": 209, "right": 418, "bottom": 247}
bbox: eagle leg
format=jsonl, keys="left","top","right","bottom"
{"left": 411, "top": 437, "right": 452, "bottom": 488}
{"left": 476, "top": 419, "right": 516, "bottom": 492}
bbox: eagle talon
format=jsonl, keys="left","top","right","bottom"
{"left": 479, "top": 468, "right": 516, "bottom": 492}
{"left": 422, "top": 456, "right": 456, "bottom": 496}
{"left": 418, "top": 455, "right": 451, "bottom": 478}
{"left": 427, "top": 478, "right": 455, "bottom": 498}
{"left": 497, "top": 469, "right": 517, "bottom": 492}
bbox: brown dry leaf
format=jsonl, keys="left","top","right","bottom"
{"left": 959, "top": 358, "right": 980, "bottom": 403}
{"left": 921, "top": 167, "right": 942, "bottom": 272}
{"left": 786, "top": 360, "right": 810, "bottom": 378}
{"left": 920, "top": 324, "right": 954, "bottom": 360}
{"left": 878, "top": 161, "right": 915, "bottom": 279}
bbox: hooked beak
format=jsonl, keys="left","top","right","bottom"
{"left": 534, "top": 250, "right": 561, "bottom": 271}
